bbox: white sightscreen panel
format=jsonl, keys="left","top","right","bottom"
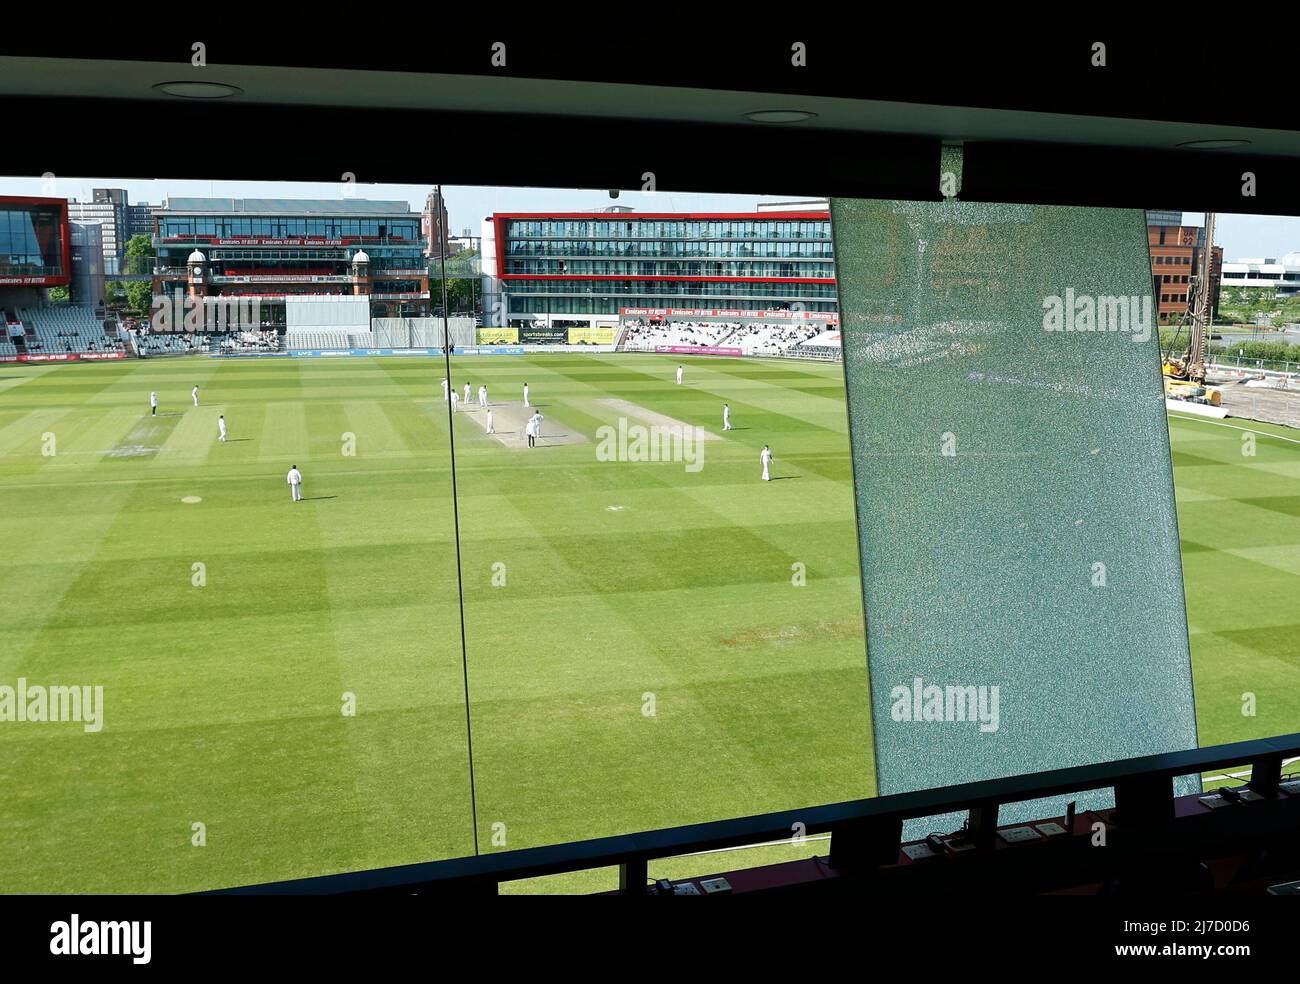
{"left": 831, "top": 198, "right": 1199, "bottom": 820}
{"left": 285, "top": 295, "right": 371, "bottom": 330}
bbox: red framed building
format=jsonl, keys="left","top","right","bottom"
{"left": 0, "top": 195, "right": 71, "bottom": 288}
{"left": 482, "top": 210, "right": 836, "bottom": 330}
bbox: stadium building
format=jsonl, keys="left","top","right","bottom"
{"left": 0, "top": 195, "right": 125, "bottom": 362}
{"left": 481, "top": 208, "right": 837, "bottom": 332}
{"left": 0, "top": 195, "right": 70, "bottom": 293}
{"left": 152, "top": 197, "right": 431, "bottom": 327}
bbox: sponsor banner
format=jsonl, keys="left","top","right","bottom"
{"left": 212, "top": 275, "right": 351, "bottom": 284}
{"left": 455, "top": 345, "right": 525, "bottom": 355}
{"left": 288, "top": 348, "right": 446, "bottom": 358}
{"left": 568, "top": 327, "right": 616, "bottom": 345}
{"left": 166, "top": 237, "right": 353, "bottom": 247}
{"left": 0, "top": 275, "right": 69, "bottom": 286}
{"left": 476, "top": 327, "right": 519, "bottom": 344}
{"left": 655, "top": 345, "right": 744, "bottom": 356}
{"left": 76, "top": 352, "right": 127, "bottom": 361}
{"left": 622, "top": 306, "right": 839, "bottom": 324}
{"left": 519, "top": 325, "right": 568, "bottom": 344}
{"left": 0, "top": 355, "right": 17, "bottom": 363}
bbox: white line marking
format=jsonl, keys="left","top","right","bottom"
{"left": 1168, "top": 413, "right": 1300, "bottom": 446}
{"left": 1202, "top": 756, "right": 1300, "bottom": 785}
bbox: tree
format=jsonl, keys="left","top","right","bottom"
{"left": 123, "top": 234, "right": 156, "bottom": 277}
{"left": 123, "top": 281, "right": 153, "bottom": 314}
{"left": 47, "top": 285, "right": 70, "bottom": 304}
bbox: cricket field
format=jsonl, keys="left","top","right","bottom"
{"left": 0, "top": 353, "right": 870, "bottom": 892}
{"left": 0, "top": 355, "right": 1296, "bottom": 893}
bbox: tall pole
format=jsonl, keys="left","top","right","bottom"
{"left": 1188, "top": 213, "right": 1215, "bottom": 384}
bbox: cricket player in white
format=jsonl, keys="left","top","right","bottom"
{"left": 149, "top": 391, "right": 158, "bottom": 416}
{"left": 760, "top": 445, "right": 773, "bottom": 482}
{"left": 723, "top": 403, "right": 732, "bottom": 431}
{"left": 478, "top": 384, "right": 487, "bottom": 408}
{"left": 676, "top": 365, "right": 683, "bottom": 385}
{"left": 287, "top": 464, "right": 304, "bottom": 502}
{"left": 463, "top": 382, "right": 471, "bottom": 404}
{"left": 192, "top": 385, "right": 200, "bottom": 407}
{"left": 441, "top": 377, "right": 449, "bottom": 401}
{"left": 523, "top": 382, "right": 530, "bottom": 407}
{"left": 450, "top": 391, "right": 459, "bottom": 412}
{"left": 486, "top": 409, "right": 494, "bottom": 434}
{"left": 218, "top": 415, "right": 227, "bottom": 442}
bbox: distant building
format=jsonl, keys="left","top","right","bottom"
{"left": 422, "top": 188, "right": 449, "bottom": 258}
{"left": 1145, "top": 209, "right": 1182, "bottom": 227}
{"left": 1219, "top": 253, "right": 1300, "bottom": 296}
{"left": 67, "top": 188, "right": 152, "bottom": 276}
{"left": 1147, "top": 220, "right": 1221, "bottom": 324}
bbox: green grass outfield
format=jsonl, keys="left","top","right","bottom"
{"left": 0, "top": 353, "right": 872, "bottom": 892}
{"left": 1168, "top": 413, "right": 1300, "bottom": 750}
{"left": 1, "top": 356, "right": 1296, "bottom": 894}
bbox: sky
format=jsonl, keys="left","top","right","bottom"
{"left": 0, "top": 174, "right": 1292, "bottom": 260}
{"left": 1183, "top": 212, "right": 1300, "bottom": 263}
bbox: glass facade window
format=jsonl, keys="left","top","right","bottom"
{"left": 0, "top": 204, "right": 65, "bottom": 278}
{"left": 497, "top": 214, "right": 838, "bottom": 318}
{"left": 158, "top": 215, "right": 420, "bottom": 241}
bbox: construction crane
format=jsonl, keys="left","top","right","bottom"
{"left": 1162, "top": 212, "right": 1216, "bottom": 386}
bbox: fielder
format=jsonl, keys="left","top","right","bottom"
{"left": 149, "top": 391, "right": 158, "bottom": 416}
{"left": 287, "top": 464, "right": 304, "bottom": 502}
{"left": 485, "top": 408, "right": 495, "bottom": 434}
{"left": 760, "top": 445, "right": 773, "bottom": 482}
{"left": 676, "top": 365, "right": 683, "bottom": 385}
{"left": 218, "top": 414, "right": 227, "bottom": 443}
{"left": 192, "top": 385, "right": 200, "bottom": 407}
{"left": 463, "top": 381, "right": 471, "bottom": 404}
{"left": 523, "top": 382, "right": 530, "bottom": 407}
{"left": 450, "top": 391, "right": 459, "bottom": 412}
{"left": 478, "top": 384, "right": 487, "bottom": 408}
{"left": 441, "top": 377, "right": 449, "bottom": 401}
{"left": 723, "top": 403, "right": 732, "bottom": 431}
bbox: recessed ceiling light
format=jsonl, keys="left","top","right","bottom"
{"left": 744, "top": 110, "right": 818, "bottom": 124}
{"left": 1176, "top": 138, "right": 1250, "bottom": 150}
{"left": 153, "top": 81, "right": 243, "bottom": 99}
